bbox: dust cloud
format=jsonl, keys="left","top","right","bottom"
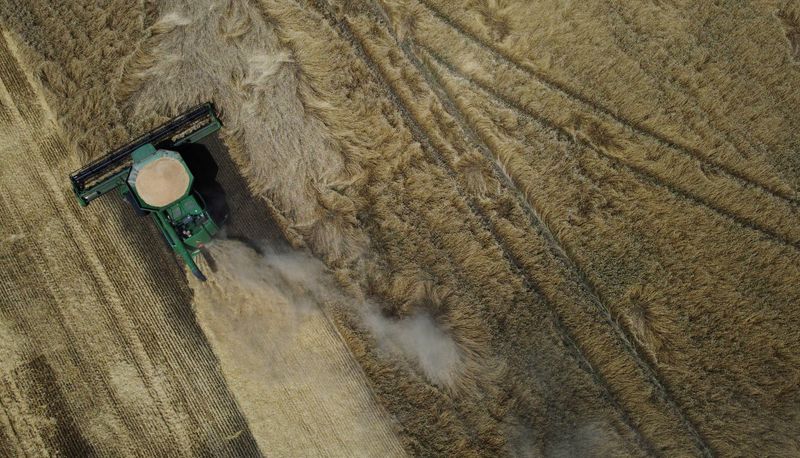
{"left": 187, "top": 238, "right": 474, "bottom": 455}
{"left": 361, "top": 310, "right": 462, "bottom": 387}
{"left": 196, "top": 240, "right": 609, "bottom": 456}
{"left": 194, "top": 238, "right": 465, "bottom": 389}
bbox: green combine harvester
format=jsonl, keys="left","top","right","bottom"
{"left": 70, "top": 103, "right": 228, "bottom": 281}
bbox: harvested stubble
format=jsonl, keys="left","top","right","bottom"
{"left": 1, "top": 0, "right": 799, "bottom": 456}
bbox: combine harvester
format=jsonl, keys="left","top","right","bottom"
{"left": 69, "top": 103, "right": 228, "bottom": 280}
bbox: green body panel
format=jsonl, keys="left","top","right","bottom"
{"left": 69, "top": 103, "right": 223, "bottom": 280}
{"left": 163, "top": 194, "right": 218, "bottom": 250}
{"left": 131, "top": 143, "right": 157, "bottom": 162}
{"left": 76, "top": 169, "right": 129, "bottom": 206}
{"left": 152, "top": 209, "right": 206, "bottom": 281}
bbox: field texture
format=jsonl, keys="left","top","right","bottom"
{"left": 0, "top": 28, "right": 403, "bottom": 457}
{"left": 0, "top": 31, "right": 262, "bottom": 456}
{"left": 2, "top": 0, "right": 800, "bottom": 456}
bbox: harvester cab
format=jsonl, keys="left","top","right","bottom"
{"left": 69, "top": 103, "right": 228, "bottom": 281}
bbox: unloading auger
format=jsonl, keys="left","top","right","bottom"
{"left": 69, "top": 103, "right": 228, "bottom": 281}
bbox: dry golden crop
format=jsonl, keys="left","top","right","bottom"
{"left": 1, "top": 0, "right": 799, "bottom": 456}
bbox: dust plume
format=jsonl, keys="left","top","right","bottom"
{"left": 189, "top": 238, "right": 407, "bottom": 456}
{"left": 188, "top": 237, "right": 482, "bottom": 455}
{"left": 192, "top": 238, "right": 466, "bottom": 390}
{"left": 361, "top": 310, "right": 462, "bottom": 388}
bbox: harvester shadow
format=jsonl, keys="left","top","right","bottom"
{"left": 191, "top": 134, "right": 286, "bottom": 276}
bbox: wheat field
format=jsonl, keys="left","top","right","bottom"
{"left": 1, "top": 0, "right": 799, "bottom": 456}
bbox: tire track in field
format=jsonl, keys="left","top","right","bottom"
{"left": 0, "top": 44, "right": 196, "bottom": 452}
{"left": 309, "top": 1, "right": 666, "bottom": 455}
{"left": 419, "top": 44, "right": 720, "bottom": 455}
{"left": 364, "top": 2, "right": 712, "bottom": 455}
{"left": 366, "top": 3, "right": 667, "bottom": 453}
{"left": 0, "top": 189, "right": 153, "bottom": 452}
{"left": 0, "top": 30, "right": 262, "bottom": 456}
{"left": 416, "top": 0, "right": 797, "bottom": 205}
{"left": 421, "top": 45, "right": 800, "bottom": 454}
{"left": 599, "top": 2, "right": 768, "bottom": 164}
{"left": 422, "top": 46, "right": 800, "bottom": 253}
{"left": 7, "top": 35, "right": 262, "bottom": 456}
{"left": 0, "top": 33, "right": 37, "bottom": 124}
{"left": 406, "top": 12, "right": 800, "bottom": 249}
